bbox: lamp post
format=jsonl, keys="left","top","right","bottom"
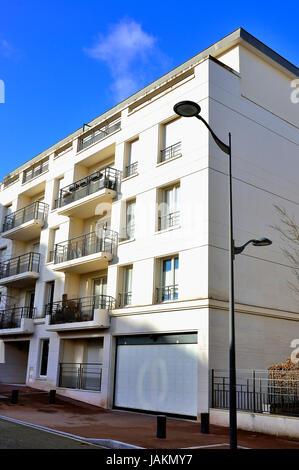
{"left": 173, "top": 101, "right": 272, "bottom": 450}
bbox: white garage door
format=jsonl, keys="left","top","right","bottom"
{"left": 114, "top": 333, "right": 198, "bottom": 417}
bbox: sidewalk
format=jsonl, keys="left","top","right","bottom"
{"left": 0, "top": 385, "right": 299, "bottom": 449}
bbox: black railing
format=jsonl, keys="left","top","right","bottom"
{"left": 156, "top": 284, "right": 178, "bottom": 303}
{"left": 160, "top": 142, "right": 181, "bottom": 162}
{"left": 23, "top": 161, "right": 49, "bottom": 183}
{"left": 53, "top": 228, "right": 118, "bottom": 264}
{"left": 46, "top": 294, "right": 115, "bottom": 324}
{"left": 118, "top": 292, "right": 132, "bottom": 308}
{"left": 3, "top": 201, "right": 49, "bottom": 233}
{"left": 0, "top": 306, "right": 36, "bottom": 329}
{"left": 58, "top": 362, "right": 102, "bottom": 391}
{"left": 158, "top": 211, "right": 180, "bottom": 231}
{"left": 56, "top": 167, "right": 121, "bottom": 209}
{"left": 125, "top": 162, "right": 138, "bottom": 178}
{"left": 78, "top": 120, "right": 121, "bottom": 151}
{"left": 0, "top": 252, "right": 40, "bottom": 279}
{"left": 211, "top": 369, "right": 299, "bottom": 417}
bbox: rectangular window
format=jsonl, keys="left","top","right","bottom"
{"left": 125, "top": 139, "right": 139, "bottom": 177}
{"left": 157, "top": 256, "right": 179, "bottom": 303}
{"left": 119, "top": 266, "right": 133, "bottom": 307}
{"left": 160, "top": 119, "right": 182, "bottom": 162}
{"left": 125, "top": 199, "right": 136, "bottom": 239}
{"left": 49, "top": 228, "right": 58, "bottom": 262}
{"left": 39, "top": 339, "right": 49, "bottom": 377}
{"left": 159, "top": 184, "right": 180, "bottom": 230}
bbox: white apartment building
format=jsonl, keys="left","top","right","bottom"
{"left": 0, "top": 28, "right": 298, "bottom": 420}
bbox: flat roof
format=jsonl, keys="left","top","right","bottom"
{"left": 4, "top": 27, "right": 298, "bottom": 181}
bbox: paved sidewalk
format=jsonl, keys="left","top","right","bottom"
{"left": 0, "top": 385, "right": 299, "bottom": 449}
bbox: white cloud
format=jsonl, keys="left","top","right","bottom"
{"left": 85, "top": 19, "right": 169, "bottom": 102}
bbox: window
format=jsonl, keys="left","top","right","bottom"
{"left": 54, "top": 177, "right": 64, "bottom": 208}
{"left": 49, "top": 228, "right": 58, "bottom": 262}
{"left": 93, "top": 277, "right": 107, "bottom": 308}
{"left": 39, "top": 339, "right": 49, "bottom": 377}
{"left": 160, "top": 119, "right": 182, "bottom": 162}
{"left": 125, "top": 139, "right": 139, "bottom": 178}
{"left": 125, "top": 199, "right": 136, "bottom": 240}
{"left": 157, "top": 256, "right": 179, "bottom": 303}
{"left": 159, "top": 183, "right": 180, "bottom": 230}
{"left": 119, "top": 266, "right": 133, "bottom": 307}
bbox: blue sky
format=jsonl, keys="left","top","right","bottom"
{"left": 0, "top": 0, "right": 298, "bottom": 179}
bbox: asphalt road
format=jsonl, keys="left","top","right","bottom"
{"left": 0, "top": 418, "right": 104, "bottom": 449}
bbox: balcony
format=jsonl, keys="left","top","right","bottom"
{"left": 23, "top": 160, "right": 49, "bottom": 184}
{"left": 46, "top": 295, "right": 114, "bottom": 331}
{"left": 77, "top": 120, "right": 121, "bottom": 152}
{"left": 0, "top": 306, "right": 36, "bottom": 335}
{"left": 58, "top": 362, "right": 102, "bottom": 391}
{"left": 52, "top": 228, "right": 118, "bottom": 274}
{"left": 156, "top": 284, "right": 178, "bottom": 303}
{"left": 0, "top": 252, "right": 40, "bottom": 288}
{"left": 55, "top": 167, "right": 121, "bottom": 218}
{"left": 2, "top": 201, "right": 49, "bottom": 241}
{"left": 160, "top": 142, "right": 181, "bottom": 163}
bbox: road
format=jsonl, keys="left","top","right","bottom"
{"left": 0, "top": 418, "right": 104, "bottom": 449}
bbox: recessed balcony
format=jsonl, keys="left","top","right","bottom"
{"left": 45, "top": 295, "right": 114, "bottom": 331}
{"left": 0, "top": 306, "right": 36, "bottom": 335}
{"left": 55, "top": 167, "right": 121, "bottom": 218}
{"left": 0, "top": 252, "right": 40, "bottom": 288}
{"left": 52, "top": 229, "right": 118, "bottom": 274}
{"left": 2, "top": 201, "right": 49, "bottom": 241}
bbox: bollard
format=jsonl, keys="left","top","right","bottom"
{"left": 200, "top": 412, "right": 210, "bottom": 434}
{"left": 11, "top": 389, "right": 19, "bottom": 404}
{"left": 49, "top": 389, "right": 56, "bottom": 404}
{"left": 156, "top": 415, "right": 166, "bottom": 439}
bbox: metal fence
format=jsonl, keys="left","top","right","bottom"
{"left": 22, "top": 160, "right": 49, "bottom": 184}
{"left": 56, "top": 166, "right": 121, "bottom": 209}
{"left": 160, "top": 142, "right": 181, "bottom": 162}
{"left": 58, "top": 363, "right": 102, "bottom": 391}
{"left": 156, "top": 284, "right": 178, "bottom": 303}
{"left": 211, "top": 369, "right": 299, "bottom": 417}
{"left": 118, "top": 292, "right": 132, "bottom": 308}
{"left": 46, "top": 294, "right": 115, "bottom": 324}
{"left": 0, "top": 306, "right": 36, "bottom": 329}
{"left": 78, "top": 120, "right": 121, "bottom": 151}
{"left": 0, "top": 252, "right": 40, "bottom": 279}
{"left": 158, "top": 211, "right": 180, "bottom": 231}
{"left": 3, "top": 201, "right": 49, "bottom": 232}
{"left": 125, "top": 162, "right": 138, "bottom": 178}
{"left": 53, "top": 228, "right": 118, "bottom": 264}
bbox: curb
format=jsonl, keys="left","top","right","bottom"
{"left": 0, "top": 415, "right": 145, "bottom": 449}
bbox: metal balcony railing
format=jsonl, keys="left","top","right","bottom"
{"left": 118, "top": 292, "right": 132, "bottom": 308}
{"left": 78, "top": 120, "right": 121, "bottom": 152}
{"left": 46, "top": 294, "right": 115, "bottom": 324}
{"left": 53, "top": 228, "right": 118, "bottom": 264}
{"left": 160, "top": 142, "right": 181, "bottom": 162}
{"left": 125, "top": 162, "right": 138, "bottom": 178}
{"left": 3, "top": 201, "right": 49, "bottom": 233}
{"left": 56, "top": 167, "right": 121, "bottom": 209}
{"left": 58, "top": 362, "right": 102, "bottom": 391}
{"left": 0, "top": 252, "right": 40, "bottom": 279}
{"left": 23, "top": 161, "right": 49, "bottom": 184}
{"left": 156, "top": 284, "right": 178, "bottom": 303}
{"left": 158, "top": 211, "right": 180, "bottom": 231}
{"left": 0, "top": 306, "right": 36, "bottom": 329}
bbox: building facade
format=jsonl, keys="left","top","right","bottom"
{"left": 0, "top": 28, "right": 298, "bottom": 419}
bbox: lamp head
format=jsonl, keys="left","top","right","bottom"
{"left": 173, "top": 101, "right": 201, "bottom": 117}
{"left": 252, "top": 238, "right": 272, "bottom": 247}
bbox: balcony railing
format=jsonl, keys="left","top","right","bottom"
{"left": 78, "top": 120, "right": 121, "bottom": 152}
{"left": 0, "top": 252, "right": 40, "bottom": 279}
{"left": 58, "top": 362, "right": 102, "bottom": 391}
{"left": 156, "top": 284, "right": 178, "bottom": 303}
{"left": 56, "top": 167, "right": 121, "bottom": 209}
{"left": 23, "top": 161, "right": 49, "bottom": 184}
{"left": 118, "top": 292, "right": 132, "bottom": 308}
{"left": 53, "top": 228, "right": 118, "bottom": 264}
{"left": 3, "top": 201, "right": 49, "bottom": 233}
{"left": 0, "top": 306, "right": 36, "bottom": 329}
{"left": 125, "top": 162, "right": 138, "bottom": 178}
{"left": 158, "top": 211, "right": 180, "bottom": 231}
{"left": 160, "top": 142, "right": 181, "bottom": 162}
{"left": 46, "top": 295, "right": 115, "bottom": 324}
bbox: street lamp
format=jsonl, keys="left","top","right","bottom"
{"left": 174, "top": 100, "right": 272, "bottom": 450}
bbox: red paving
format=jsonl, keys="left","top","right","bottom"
{"left": 0, "top": 385, "right": 299, "bottom": 449}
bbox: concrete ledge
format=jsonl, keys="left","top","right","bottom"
{"left": 210, "top": 408, "right": 299, "bottom": 440}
